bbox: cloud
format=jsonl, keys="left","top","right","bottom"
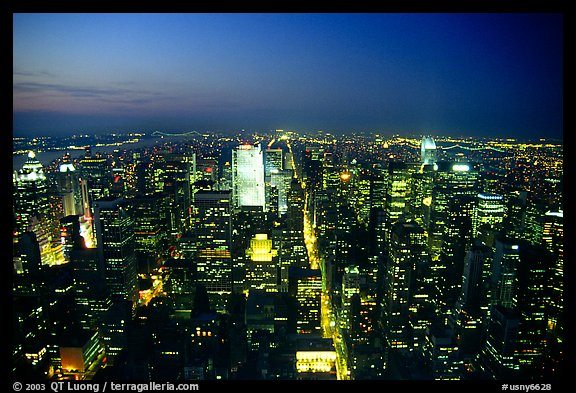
{"left": 13, "top": 70, "right": 57, "bottom": 78}
{"left": 12, "top": 80, "right": 183, "bottom": 114}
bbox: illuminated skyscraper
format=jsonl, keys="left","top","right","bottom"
{"left": 79, "top": 147, "right": 111, "bottom": 206}
{"left": 473, "top": 193, "right": 505, "bottom": 239}
{"left": 383, "top": 161, "right": 409, "bottom": 239}
{"left": 271, "top": 169, "right": 293, "bottom": 216}
{"left": 264, "top": 148, "right": 283, "bottom": 181}
{"left": 541, "top": 211, "right": 563, "bottom": 341}
{"left": 13, "top": 151, "right": 50, "bottom": 234}
{"left": 502, "top": 191, "right": 528, "bottom": 241}
{"left": 154, "top": 160, "right": 192, "bottom": 235}
{"left": 515, "top": 242, "right": 553, "bottom": 370}
{"left": 59, "top": 215, "right": 81, "bottom": 263}
{"left": 490, "top": 237, "right": 520, "bottom": 309}
{"left": 232, "top": 143, "right": 266, "bottom": 211}
{"left": 127, "top": 193, "right": 168, "bottom": 274}
{"left": 451, "top": 241, "right": 493, "bottom": 363}
{"left": 420, "top": 136, "right": 437, "bottom": 165}
{"left": 290, "top": 267, "right": 322, "bottom": 335}
{"left": 340, "top": 265, "right": 360, "bottom": 333}
{"left": 58, "top": 153, "right": 82, "bottom": 217}
{"left": 429, "top": 161, "right": 481, "bottom": 260}
{"left": 13, "top": 152, "right": 64, "bottom": 267}
{"left": 93, "top": 197, "right": 138, "bottom": 304}
{"left": 194, "top": 190, "right": 233, "bottom": 311}
{"left": 69, "top": 228, "right": 112, "bottom": 331}
{"left": 231, "top": 206, "right": 268, "bottom": 295}
{"left": 245, "top": 233, "right": 279, "bottom": 294}
{"left": 436, "top": 194, "right": 476, "bottom": 315}
{"left": 408, "top": 164, "right": 434, "bottom": 228}
{"left": 477, "top": 305, "right": 520, "bottom": 378}
{"left": 382, "top": 219, "right": 428, "bottom": 351}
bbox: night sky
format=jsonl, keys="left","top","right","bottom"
{"left": 12, "top": 13, "right": 564, "bottom": 139}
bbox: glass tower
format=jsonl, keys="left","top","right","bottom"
{"left": 232, "top": 143, "right": 266, "bottom": 210}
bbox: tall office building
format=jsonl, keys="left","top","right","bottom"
{"left": 58, "top": 154, "right": 82, "bottom": 217}
{"left": 271, "top": 169, "right": 293, "bottom": 216}
{"left": 154, "top": 160, "right": 192, "bottom": 235}
{"left": 477, "top": 305, "right": 520, "bottom": 378}
{"left": 265, "top": 147, "right": 283, "bottom": 212}
{"left": 231, "top": 206, "right": 268, "bottom": 295}
{"left": 245, "top": 234, "right": 279, "bottom": 294}
{"left": 290, "top": 268, "right": 323, "bottom": 335}
{"left": 515, "top": 243, "right": 553, "bottom": 369}
{"left": 69, "top": 228, "right": 112, "bottom": 331}
{"left": 383, "top": 161, "right": 409, "bottom": 240}
{"left": 420, "top": 136, "right": 437, "bottom": 165}
{"left": 490, "top": 237, "right": 521, "bottom": 309}
{"left": 452, "top": 242, "right": 493, "bottom": 362}
{"left": 473, "top": 193, "right": 505, "bottom": 239}
{"left": 93, "top": 197, "right": 138, "bottom": 304}
{"left": 382, "top": 219, "right": 428, "bottom": 351}
{"left": 502, "top": 191, "right": 528, "bottom": 241}
{"left": 428, "top": 161, "right": 481, "bottom": 261}
{"left": 127, "top": 193, "right": 167, "bottom": 274}
{"left": 265, "top": 148, "right": 283, "bottom": 176}
{"left": 301, "top": 147, "right": 324, "bottom": 193}
{"left": 109, "top": 167, "right": 126, "bottom": 198}
{"left": 194, "top": 191, "right": 233, "bottom": 311}
{"left": 59, "top": 215, "right": 81, "bottom": 263}
{"left": 13, "top": 151, "right": 51, "bottom": 234}
{"left": 540, "top": 211, "right": 563, "bottom": 340}
{"left": 194, "top": 191, "right": 232, "bottom": 250}
{"left": 340, "top": 265, "right": 360, "bottom": 333}
{"left": 13, "top": 152, "right": 65, "bottom": 268}
{"left": 408, "top": 164, "right": 435, "bottom": 228}
{"left": 79, "top": 147, "right": 111, "bottom": 206}
{"left": 232, "top": 143, "right": 266, "bottom": 211}
{"left": 435, "top": 194, "right": 476, "bottom": 315}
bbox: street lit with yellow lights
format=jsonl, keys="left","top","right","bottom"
{"left": 302, "top": 192, "right": 350, "bottom": 379}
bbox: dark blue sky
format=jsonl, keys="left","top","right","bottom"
{"left": 12, "top": 13, "right": 563, "bottom": 139}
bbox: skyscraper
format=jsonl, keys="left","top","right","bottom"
{"left": 383, "top": 161, "right": 409, "bottom": 242}
{"left": 420, "top": 136, "right": 437, "bottom": 165}
{"left": 232, "top": 143, "right": 266, "bottom": 211}
{"left": 93, "top": 197, "right": 138, "bottom": 304}
{"left": 491, "top": 237, "right": 521, "bottom": 309}
{"left": 340, "top": 265, "right": 360, "bottom": 333}
{"left": 58, "top": 153, "right": 82, "bottom": 217}
{"left": 382, "top": 219, "right": 428, "bottom": 351}
{"left": 429, "top": 161, "right": 481, "bottom": 257}
{"left": 79, "top": 147, "right": 111, "bottom": 206}
{"left": 245, "top": 233, "right": 279, "bottom": 294}
{"left": 194, "top": 190, "right": 233, "bottom": 311}
{"left": 290, "top": 267, "right": 322, "bottom": 335}
{"left": 13, "top": 151, "right": 50, "bottom": 234}
{"left": 127, "top": 193, "right": 167, "bottom": 274}
{"left": 541, "top": 211, "right": 563, "bottom": 340}
{"left": 69, "top": 228, "right": 111, "bottom": 331}
{"left": 473, "top": 193, "right": 505, "bottom": 239}
{"left": 452, "top": 241, "right": 493, "bottom": 363}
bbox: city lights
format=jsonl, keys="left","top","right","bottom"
{"left": 12, "top": 131, "right": 564, "bottom": 382}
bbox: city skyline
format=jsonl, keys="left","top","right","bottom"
{"left": 12, "top": 133, "right": 564, "bottom": 382}
{"left": 13, "top": 12, "right": 564, "bottom": 140}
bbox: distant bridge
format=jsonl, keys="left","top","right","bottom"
{"left": 151, "top": 130, "right": 201, "bottom": 137}
{"left": 396, "top": 140, "right": 506, "bottom": 153}
{"left": 440, "top": 144, "right": 506, "bottom": 153}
